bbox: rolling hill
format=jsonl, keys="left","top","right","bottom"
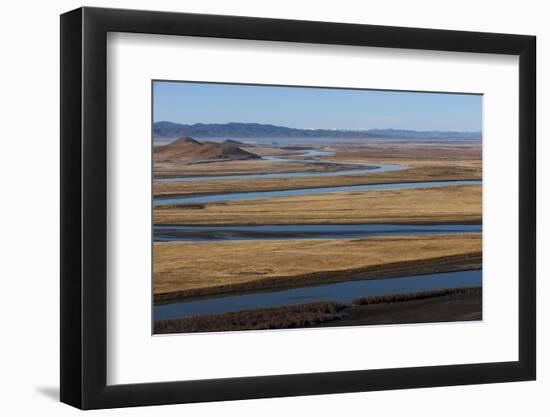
{"left": 154, "top": 137, "right": 261, "bottom": 162}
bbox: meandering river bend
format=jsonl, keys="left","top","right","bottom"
{"left": 154, "top": 147, "right": 482, "bottom": 317}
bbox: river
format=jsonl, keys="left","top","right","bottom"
{"left": 154, "top": 223, "right": 481, "bottom": 241}
{"left": 153, "top": 147, "right": 482, "bottom": 318}
{"left": 155, "top": 270, "right": 482, "bottom": 320}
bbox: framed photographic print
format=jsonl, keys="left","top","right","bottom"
{"left": 60, "top": 7, "right": 536, "bottom": 409}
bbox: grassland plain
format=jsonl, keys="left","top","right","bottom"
{"left": 153, "top": 165, "right": 479, "bottom": 198}
{"left": 154, "top": 184, "right": 481, "bottom": 225}
{"left": 321, "top": 141, "right": 481, "bottom": 165}
{"left": 154, "top": 142, "right": 481, "bottom": 197}
{"left": 153, "top": 233, "right": 481, "bottom": 301}
{"left": 152, "top": 140, "right": 483, "bottom": 330}
{"left": 154, "top": 157, "right": 357, "bottom": 178}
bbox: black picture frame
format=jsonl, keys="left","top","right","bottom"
{"left": 60, "top": 6, "right": 536, "bottom": 410}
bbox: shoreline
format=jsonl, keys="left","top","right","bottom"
{"left": 154, "top": 253, "right": 481, "bottom": 304}
{"left": 154, "top": 177, "right": 480, "bottom": 201}
{"left": 154, "top": 161, "right": 373, "bottom": 179}
{"left": 154, "top": 287, "right": 482, "bottom": 334}
{"left": 153, "top": 184, "right": 481, "bottom": 226}
{"left": 154, "top": 220, "right": 483, "bottom": 228}
{"left": 154, "top": 157, "right": 371, "bottom": 179}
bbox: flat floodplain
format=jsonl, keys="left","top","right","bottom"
{"left": 152, "top": 81, "right": 482, "bottom": 334}
{"left": 154, "top": 142, "right": 481, "bottom": 198}
{"left": 154, "top": 233, "right": 482, "bottom": 299}
{"left": 154, "top": 184, "right": 481, "bottom": 225}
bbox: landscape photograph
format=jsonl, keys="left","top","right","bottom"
{"left": 152, "top": 81, "right": 482, "bottom": 334}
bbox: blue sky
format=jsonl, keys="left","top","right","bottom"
{"left": 153, "top": 81, "right": 482, "bottom": 132}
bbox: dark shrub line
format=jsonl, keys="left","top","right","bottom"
{"left": 154, "top": 301, "right": 346, "bottom": 334}
{"left": 352, "top": 286, "right": 481, "bottom": 306}
{"left": 156, "top": 203, "right": 205, "bottom": 210}
{"left": 155, "top": 288, "right": 482, "bottom": 334}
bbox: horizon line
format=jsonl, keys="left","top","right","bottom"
{"left": 153, "top": 120, "right": 482, "bottom": 134}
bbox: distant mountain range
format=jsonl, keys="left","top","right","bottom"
{"left": 153, "top": 121, "right": 481, "bottom": 140}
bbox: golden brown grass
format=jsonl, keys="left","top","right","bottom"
{"left": 154, "top": 184, "right": 481, "bottom": 225}
{"left": 154, "top": 233, "right": 481, "bottom": 298}
{"left": 325, "top": 141, "right": 482, "bottom": 165}
{"left": 154, "top": 141, "right": 481, "bottom": 196}
{"left": 154, "top": 165, "right": 479, "bottom": 198}
{"left": 153, "top": 142, "right": 483, "bottom": 304}
{"left": 154, "top": 158, "right": 354, "bottom": 178}
{"left": 154, "top": 141, "right": 481, "bottom": 179}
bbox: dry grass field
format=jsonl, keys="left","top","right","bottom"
{"left": 154, "top": 141, "right": 481, "bottom": 203}
{"left": 154, "top": 184, "right": 481, "bottom": 225}
{"left": 154, "top": 164, "right": 479, "bottom": 198}
{"left": 154, "top": 157, "right": 359, "bottom": 178}
{"left": 154, "top": 233, "right": 481, "bottom": 300}
{"left": 154, "top": 141, "right": 481, "bottom": 181}
{"left": 153, "top": 140, "right": 483, "bottom": 317}
{"left": 151, "top": 84, "right": 484, "bottom": 333}
{"left": 325, "top": 141, "right": 482, "bottom": 166}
